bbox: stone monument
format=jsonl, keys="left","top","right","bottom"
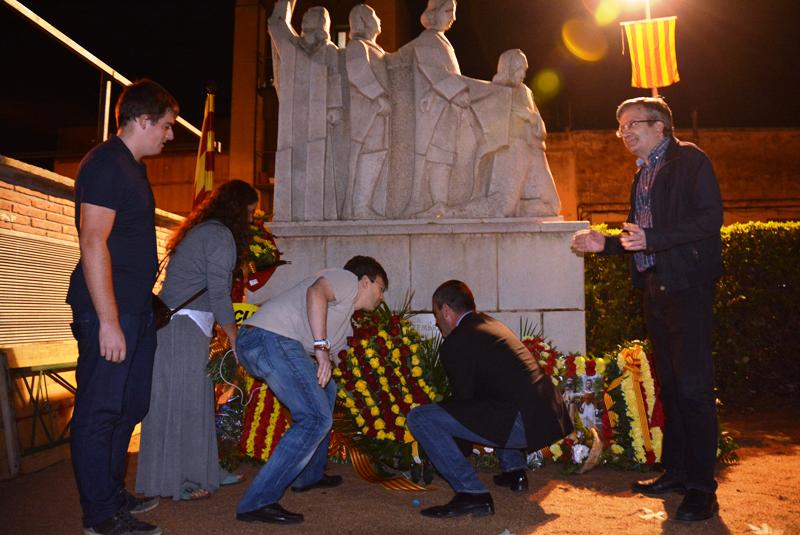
{"left": 257, "top": 0, "right": 587, "bottom": 353}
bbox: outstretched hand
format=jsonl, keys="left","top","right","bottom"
{"left": 571, "top": 229, "right": 606, "bottom": 254}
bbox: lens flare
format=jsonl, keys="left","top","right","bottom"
{"left": 562, "top": 18, "right": 608, "bottom": 62}
{"left": 594, "top": 0, "right": 622, "bottom": 25}
{"left": 531, "top": 69, "right": 561, "bottom": 102}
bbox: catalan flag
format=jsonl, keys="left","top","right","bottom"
{"left": 193, "top": 89, "right": 216, "bottom": 208}
{"left": 621, "top": 16, "right": 679, "bottom": 89}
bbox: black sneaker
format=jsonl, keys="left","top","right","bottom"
{"left": 121, "top": 489, "right": 160, "bottom": 514}
{"left": 83, "top": 510, "right": 163, "bottom": 535}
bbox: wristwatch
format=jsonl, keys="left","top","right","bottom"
{"left": 313, "top": 338, "right": 331, "bottom": 351}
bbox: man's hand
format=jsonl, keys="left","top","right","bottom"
{"left": 315, "top": 350, "right": 332, "bottom": 387}
{"left": 571, "top": 229, "right": 606, "bottom": 253}
{"left": 99, "top": 321, "right": 126, "bottom": 363}
{"left": 620, "top": 222, "right": 647, "bottom": 251}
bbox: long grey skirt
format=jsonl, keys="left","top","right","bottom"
{"left": 136, "top": 315, "right": 222, "bottom": 499}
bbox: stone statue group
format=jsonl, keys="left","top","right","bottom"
{"left": 269, "top": 0, "right": 561, "bottom": 222}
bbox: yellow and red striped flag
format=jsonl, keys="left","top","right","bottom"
{"left": 193, "top": 90, "right": 216, "bottom": 208}
{"left": 621, "top": 16, "right": 679, "bottom": 89}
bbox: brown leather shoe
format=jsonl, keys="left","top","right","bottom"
{"left": 493, "top": 469, "right": 529, "bottom": 492}
{"left": 676, "top": 489, "right": 718, "bottom": 521}
{"left": 632, "top": 473, "right": 686, "bottom": 495}
{"left": 420, "top": 492, "right": 494, "bottom": 518}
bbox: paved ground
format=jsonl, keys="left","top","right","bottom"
{"left": 2, "top": 407, "right": 799, "bottom": 534}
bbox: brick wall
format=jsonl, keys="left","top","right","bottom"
{"left": 1, "top": 155, "right": 183, "bottom": 251}
{"left": 548, "top": 128, "right": 800, "bottom": 225}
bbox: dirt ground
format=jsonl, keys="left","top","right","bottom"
{"left": 2, "top": 407, "right": 799, "bottom": 535}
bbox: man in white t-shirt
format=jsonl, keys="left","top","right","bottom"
{"left": 235, "top": 256, "right": 388, "bottom": 525}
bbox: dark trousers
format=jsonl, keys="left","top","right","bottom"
{"left": 70, "top": 311, "right": 157, "bottom": 527}
{"left": 643, "top": 278, "right": 718, "bottom": 493}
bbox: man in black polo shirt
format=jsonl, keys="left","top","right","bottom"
{"left": 67, "top": 79, "right": 178, "bottom": 535}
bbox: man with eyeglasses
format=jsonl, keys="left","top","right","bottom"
{"left": 571, "top": 96, "right": 723, "bottom": 522}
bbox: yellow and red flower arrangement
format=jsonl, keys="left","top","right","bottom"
{"left": 332, "top": 304, "right": 444, "bottom": 475}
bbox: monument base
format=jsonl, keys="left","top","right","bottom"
{"left": 255, "top": 217, "right": 589, "bottom": 354}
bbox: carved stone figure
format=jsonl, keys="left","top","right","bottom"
{"left": 387, "top": 0, "right": 470, "bottom": 218}
{"left": 266, "top": 2, "right": 561, "bottom": 222}
{"left": 269, "top": 0, "right": 344, "bottom": 221}
{"left": 446, "top": 49, "right": 561, "bottom": 217}
{"left": 342, "top": 4, "right": 391, "bottom": 219}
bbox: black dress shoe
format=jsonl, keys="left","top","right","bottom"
{"left": 676, "top": 489, "right": 718, "bottom": 522}
{"left": 632, "top": 473, "right": 686, "bottom": 495}
{"left": 291, "top": 474, "right": 343, "bottom": 493}
{"left": 420, "top": 492, "right": 494, "bottom": 518}
{"left": 236, "top": 503, "right": 304, "bottom": 524}
{"left": 493, "top": 469, "right": 529, "bottom": 492}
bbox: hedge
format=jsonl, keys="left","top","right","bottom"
{"left": 584, "top": 221, "right": 800, "bottom": 404}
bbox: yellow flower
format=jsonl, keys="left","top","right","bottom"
{"left": 365, "top": 396, "right": 375, "bottom": 407}
{"left": 362, "top": 426, "right": 370, "bottom": 434}
{"left": 386, "top": 432, "right": 396, "bottom": 441}
{"left": 550, "top": 443, "right": 563, "bottom": 459}
{"left": 378, "top": 366, "right": 385, "bottom": 375}
{"left": 611, "top": 444, "right": 624, "bottom": 455}
{"left": 374, "top": 418, "right": 385, "bottom": 430}
{"left": 404, "top": 394, "right": 413, "bottom": 404}
{"left": 391, "top": 404, "right": 400, "bottom": 414}
{"left": 379, "top": 377, "right": 388, "bottom": 387}
{"left": 336, "top": 389, "right": 346, "bottom": 398}
{"left": 402, "top": 337, "right": 411, "bottom": 345}
{"left": 411, "top": 356, "right": 420, "bottom": 366}
{"left": 418, "top": 379, "right": 427, "bottom": 387}
{"left": 361, "top": 339, "right": 368, "bottom": 348}
{"left": 392, "top": 348, "right": 401, "bottom": 359}
{"left": 352, "top": 368, "right": 362, "bottom": 378}
{"left": 377, "top": 430, "right": 386, "bottom": 440}
{"left": 595, "top": 358, "right": 606, "bottom": 376}
{"left": 344, "top": 398, "right": 355, "bottom": 408}
{"left": 385, "top": 340, "right": 393, "bottom": 349}
{"left": 355, "top": 380, "right": 367, "bottom": 392}
{"left": 365, "top": 348, "right": 376, "bottom": 357}
{"left": 378, "top": 330, "right": 389, "bottom": 339}
{"left": 404, "top": 430, "right": 415, "bottom": 443}
{"left": 356, "top": 416, "right": 365, "bottom": 427}
{"left": 409, "top": 343, "right": 419, "bottom": 353}
{"left": 395, "top": 416, "right": 406, "bottom": 427}
{"left": 411, "top": 366, "right": 422, "bottom": 377}
{"left": 370, "top": 406, "right": 380, "bottom": 417}
{"left": 369, "top": 357, "right": 380, "bottom": 369}
{"left": 350, "top": 357, "right": 359, "bottom": 366}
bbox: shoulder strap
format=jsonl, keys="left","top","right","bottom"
{"left": 170, "top": 287, "right": 208, "bottom": 316}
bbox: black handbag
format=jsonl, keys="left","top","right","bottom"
{"left": 152, "top": 254, "right": 207, "bottom": 330}
{"left": 152, "top": 288, "right": 208, "bottom": 330}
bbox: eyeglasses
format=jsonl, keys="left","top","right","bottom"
{"left": 616, "top": 119, "right": 659, "bottom": 138}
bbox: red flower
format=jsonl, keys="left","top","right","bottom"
{"left": 400, "top": 346, "right": 411, "bottom": 358}
{"left": 354, "top": 345, "right": 365, "bottom": 356}
{"left": 375, "top": 336, "right": 386, "bottom": 347}
{"left": 389, "top": 325, "right": 401, "bottom": 337}
{"left": 586, "top": 360, "right": 596, "bottom": 376}
{"left": 378, "top": 346, "right": 389, "bottom": 357}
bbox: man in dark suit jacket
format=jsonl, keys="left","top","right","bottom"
{"left": 407, "top": 280, "right": 573, "bottom": 518}
{"left": 572, "top": 96, "right": 723, "bottom": 522}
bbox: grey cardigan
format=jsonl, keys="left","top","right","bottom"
{"left": 159, "top": 220, "right": 237, "bottom": 326}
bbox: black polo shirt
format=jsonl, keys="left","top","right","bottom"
{"left": 67, "top": 136, "right": 158, "bottom": 315}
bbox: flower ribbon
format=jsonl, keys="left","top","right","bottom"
{"left": 603, "top": 346, "right": 653, "bottom": 452}
{"left": 329, "top": 430, "right": 430, "bottom": 492}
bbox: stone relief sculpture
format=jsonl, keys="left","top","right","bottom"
{"left": 269, "top": 0, "right": 344, "bottom": 222}
{"left": 268, "top": 0, "right": 561, "bottom": 222}
{"left": 341, "top": 4, "right": 391, "bottom": 219}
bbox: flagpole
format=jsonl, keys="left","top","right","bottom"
{"left": 644, "top": 1, "right": 658, "bottom": 97}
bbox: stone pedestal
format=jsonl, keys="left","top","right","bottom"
{"left": 258, "top": 218, "right": 589, "bottom": 354}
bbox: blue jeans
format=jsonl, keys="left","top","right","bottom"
{"left": 407, "top": 404, "right": 528, "bottom": 493}
{"left": 70, "top": 310, "right": 156, "bottom": 527}
{"left": 235, "top": 326, "right": 337, "bottom": 513}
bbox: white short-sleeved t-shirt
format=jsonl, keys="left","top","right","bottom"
{"left": 243, "top": 269, "right": 358, "bottom": 355}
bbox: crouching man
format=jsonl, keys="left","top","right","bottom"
{"left": 407, "top": 280, "right": 573, "bottom": 518}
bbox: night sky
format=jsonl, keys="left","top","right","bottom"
{"left": 2, "top": 0, "right": 799, "bottom": 164}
